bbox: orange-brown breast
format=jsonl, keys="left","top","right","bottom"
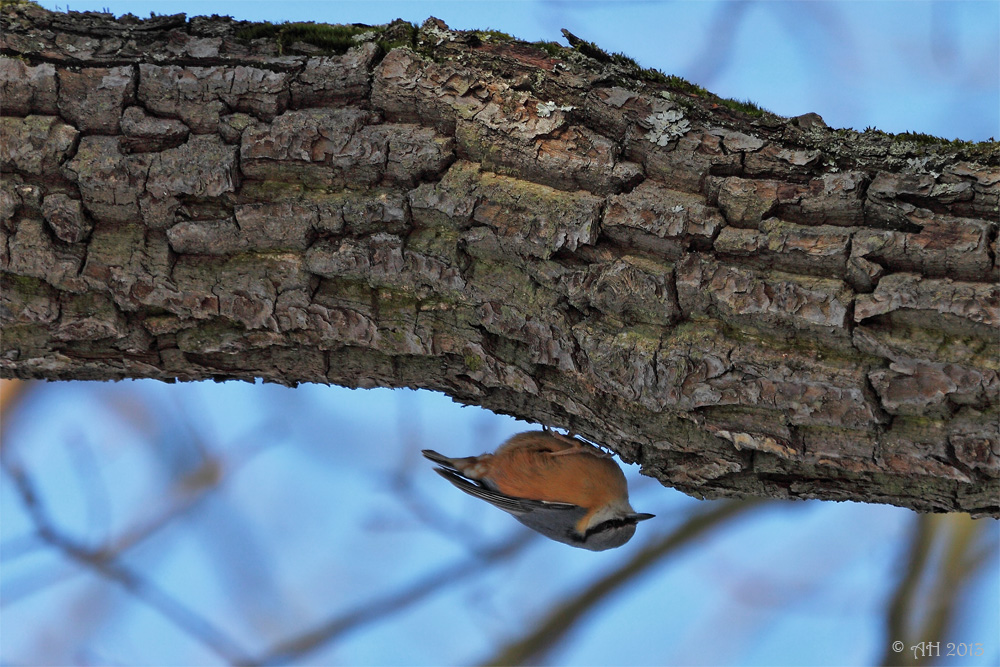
{"left": 484, "top": 432, "right": 629, "bottom": 529}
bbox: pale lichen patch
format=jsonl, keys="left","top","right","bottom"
{"left": 643, "top": 108, "right": 690, "bottom": 146}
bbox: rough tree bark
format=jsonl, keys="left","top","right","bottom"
{"left": 1, "top": 4, "right": 997, "bottom": 516}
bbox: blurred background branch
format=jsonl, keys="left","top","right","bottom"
{"left": 482, "top": 499, "right": 764, "bottom": 666}
{"left": 252, "top": 531, "right": 536, "bottom": 666}
{"left": 1, "top": 449, "right": 249, "bottom": 663}
{"left": 882, "top": 515, "right": 988, "bottom": 667}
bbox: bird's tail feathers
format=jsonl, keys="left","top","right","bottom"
{"left": 421, "top": 449, "right": 457, "bottom": 470}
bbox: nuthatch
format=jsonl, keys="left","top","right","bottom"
{"left": 422, "top": 430, "right": 653, "bottom": 551}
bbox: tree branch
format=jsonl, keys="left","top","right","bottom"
{"left": 483, "top": 499, "right": 762, "bottom": 666}
{"left": 0, "top": 453, "right": 249, "bottom": 663}
{"left": 1, "top": 5, "right": 997, "bottom": 515}
{"left": 251, "top": 532, "right": 535, "bottom": 666}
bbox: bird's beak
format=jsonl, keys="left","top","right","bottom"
{"left": 632, "top": 513, "right": 655, "bottom": 522}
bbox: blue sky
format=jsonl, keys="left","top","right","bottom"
{"left": 10, "top": 381, "right": 985, "bottom": 666}
{"left": 2, "top": 1, "right": 998, "bottom": 666}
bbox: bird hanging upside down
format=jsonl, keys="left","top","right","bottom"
{"left": 423, "top": 430, "right": 653, "bottom": 551}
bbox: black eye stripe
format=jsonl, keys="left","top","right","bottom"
{"left": 585, "top": 517, "right": 638, "bottom": 537}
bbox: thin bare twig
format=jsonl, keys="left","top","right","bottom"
{"left": 882, "top": 514, "right": 935, "bottom": 667}
{"left": 389, "top": 455, "right": 505, "bottom": 547}
{"left": 1, "top": 455, "right": 249, "bottom": 664}
{"left": 482, "top": 498, "right": 764, "bottom": 667}
{"left": 879, "top": 514, "right": 985, "bottom": 667}
{"left": 251, "top": 530, "right": 536, "bottom": 666}
{"left": 917, "top": 516, "right": 982, "bottom": 656}
{"left": 1, "top": 445, "right": 266, "bottom": 609}
{"left": 0, "top": 379, "right": 35, "bottom": 447}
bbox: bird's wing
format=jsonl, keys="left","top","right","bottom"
{"left": 431, "top": 468, "right": 578, "bottom": 515}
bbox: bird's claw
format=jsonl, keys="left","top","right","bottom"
{"left": 543, "top": 427, "right": 614, "bottom": 458}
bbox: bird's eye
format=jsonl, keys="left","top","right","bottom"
{"left": 585, "top": 516, "right": 635, "bottom": 537}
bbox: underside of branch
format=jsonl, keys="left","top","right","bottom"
{"left": 1, "top": 5, "right": 998, "bottom": 516}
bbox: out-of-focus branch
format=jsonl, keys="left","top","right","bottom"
{"left": 482, "top": 499, "right": 763, "bottom": 667}
{"left": 390, "top": 456, "right": 509, "bottom": 547}
{"left": 251, "top": 531, "right": 536, "bottom": 666}
{"left": 0, "top": 444, "right": 264, "bottom": 608}
{"left": 0, "top": 454, "right": 249, "bottom": 664}
{"left": 880, "top": 514, "right": 986, "bottom": 667}
{"left": 916, "top": 516, "right": 981, "bottom": 655}
{"left": 0, "top": 379, "right": 34, "bottom": 446}
{"left": 882, "top": 515, "right": 935, "bottom": 667}
{"left": 0, "top": 378, "right": 30, "bottom": 412}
